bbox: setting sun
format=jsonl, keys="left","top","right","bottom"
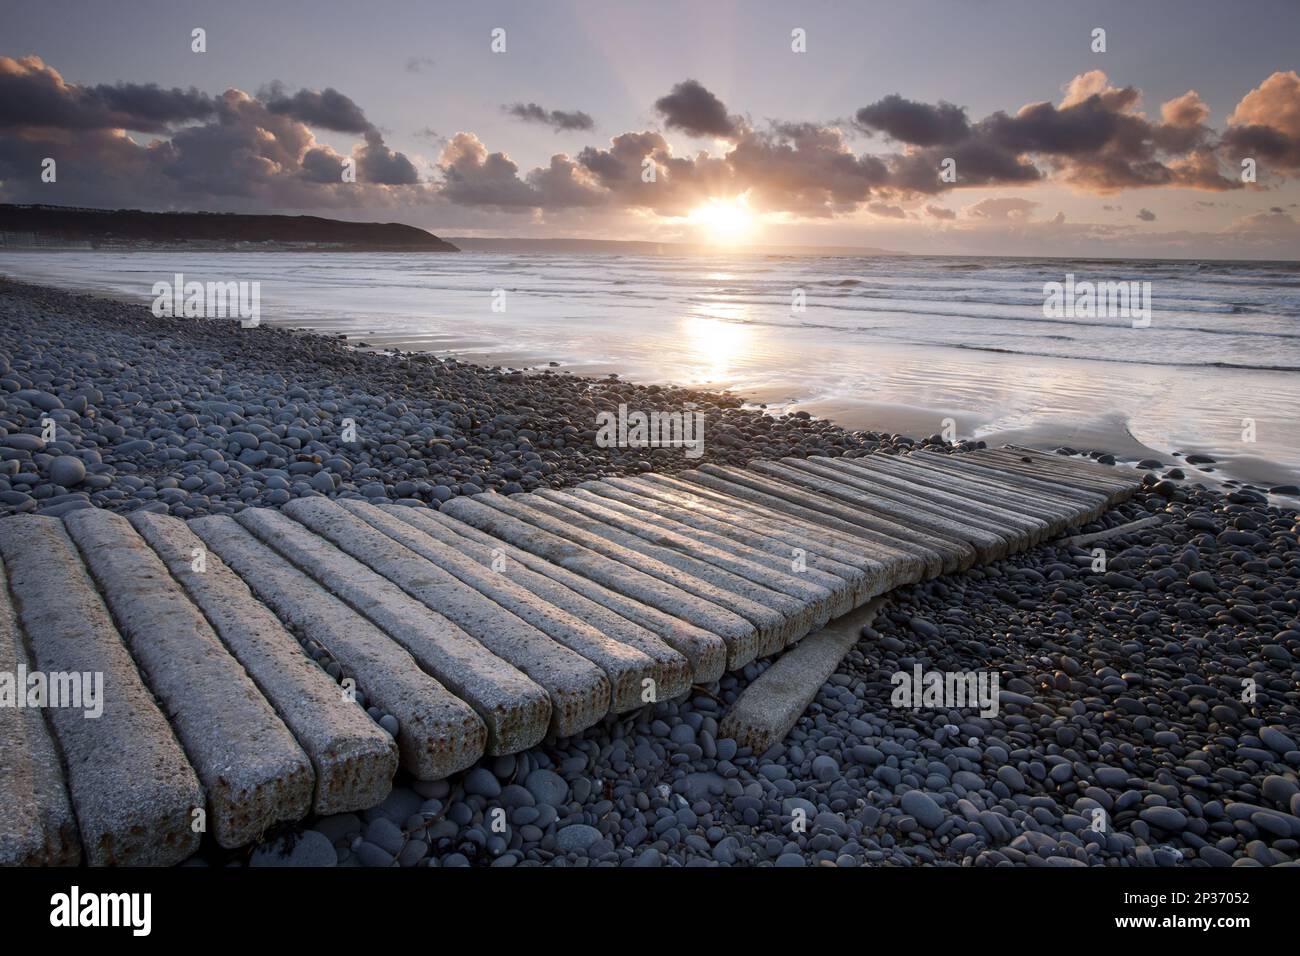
{"left": 688, "top": 195, "right": 757, "bottom": 243}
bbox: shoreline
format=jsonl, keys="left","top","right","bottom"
{"left": 4, "top": 258, "right": 1298, "bottom": 500}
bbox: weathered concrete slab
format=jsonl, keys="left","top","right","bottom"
{"left": 400, "top": 506, "right": 727, "bottom": 683}
{"left": 781, "top": 456, "right": 1032, "bottom": 549}
{"left": 720, "top": 598, "right": 886, "bottom": 753}
{"left": 190, "top": 516, "right": 486, "bottom": 779}
{"left": 562, "top": 485, "right": 854, "bottom": 617}
{"left": 235, "top": 507, "right": 549, "bottom": 756}
{"left": 0, "top": 516, "right": 202, "bottom": 866}
{"left": 693, "top": 464, "right": 968, "bottom": 574}
{"left": 1003, "top": 444, "right": 1140, "bottom": 482}
{"left": 495, "top": 492, "right": 797, "bottom": 656}
{"left": 997, "top": 446, "right": 1143, "bottom": 496}
{"left": 344, "top": 500, "right": 692, "bottom": 709}
{"left": 1058, "top": 515, "right": 1165, "bottom": 548}
{"left": 868, "top": 454, "right": 1081, "bottom": 532}
{"left": 63, "top": 508, "right": 314, "bottom": 848}
{"left": 782, "top": 456, "right": 1036, "bottom": 552}
{"left": 640, "top": 473, "right": 926, "bottom": 589}
{"left": 751, "top": 459, "right": 1008, "bottom": 562}
{"left": 531, "top": 489, "right": 828, "bottom": 653}
{"left": 0, "top": 555, "right": 80, "bottom": 866}
{"left": 283, "top": 497, "right": 610, "bottom": 735}
{"left": 580, "top": 478, "right": 876, "bottom": 612}
{"left": 907, "top": 450, "right": 1110, "bottom": 518}
{"left": 825, "top": 456, "right": 1052, "bottom": 545}
{"left": 979, "top": 448, "right": 1136, "bottom": 496}
{"left": 131, "top": 511, "right": 399, "bottom": 815}
{"left": 441, "top": 495, "right": 762, "bottom": 669}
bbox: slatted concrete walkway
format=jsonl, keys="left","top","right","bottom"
{"left": 0, "top": 446, "right": 1140, "bottom": 865}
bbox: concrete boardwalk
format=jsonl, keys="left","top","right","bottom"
{"left": 0, "top": 447, "right": 1139, "bottom": 865}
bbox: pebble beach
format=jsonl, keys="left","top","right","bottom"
{"left": 3, "top": 278, "right": 1299, "bottom": 869}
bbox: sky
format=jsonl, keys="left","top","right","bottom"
{"left": 3, "top": 0, "right": 1300, "bottom": 258}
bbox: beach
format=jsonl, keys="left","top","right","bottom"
{"left": 1, "top": 276, "right": 1298, "bottom": 870}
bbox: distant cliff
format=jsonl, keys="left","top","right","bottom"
{"left": 0, "top": 204, "right": 458, "bottom": 251}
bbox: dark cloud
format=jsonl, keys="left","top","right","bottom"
{"left": 504, "top": 102, "right": 595, "bottom": 132}
{"left": 0, "top": 65, "right": 425, "bottom": 210}
{"left": 1136, "top": 208, "right": 1156, "bottom": 221}
{"left": 654, "top": 79, "right": 740, "bottom": 139}
{"left": 356, "top": 130, "right": 419, "bottom": 184}
{"left": 855, "top": 94, "right": 970, "bottom": 146}
{"left": 405, "top": 56, "right": 435, "bottom": 74}
{"left": 263, "top": 83, "right": 372, "bottom": 134}
{"left": 925, "top": 204, "right": 956, "bottom": 220}
{"left": 0, "top": 55, "right": 214, "bottom": 132}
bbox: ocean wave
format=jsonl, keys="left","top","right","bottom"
{"left": 946, "top": 342, "right": 1300, "bottom": 372}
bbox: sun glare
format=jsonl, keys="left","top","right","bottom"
{"left": 688, "top": 196, "right": 757, "bottom": 243}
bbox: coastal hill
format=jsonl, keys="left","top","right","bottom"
{"left": 0, "top": 204, "right": 458, "bottom": 252}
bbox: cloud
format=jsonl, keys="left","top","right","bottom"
{"left": 0, "top": 55, "right": 214, "bottom": 132}
{"left": 504, "top": 102, "right": 595, "bottom": 132}
{"left": 1136, "top": 208, "right": 1156, "bottom": 221}
{"left": 854, "top": 94, "right": 970, "bottom": 146}
{"left": 405, "top": 56, "right": 435, "bottom": 74}
{"left": 356, "top": 130, "right": 419, "bottom": 184}
{"left": 263, "top": 83, "right": 372, "bottom": 134}
{"left": 0, "top": 63, "right": 425, "bottom": 209}
{"left": 925, "top": 204, "right": 956, "bottom": 220}
{"left": 654, "top": 79, "right": 741, "bottom": 139}
{"left": 965, "top": 197, "right": 1039, "bottom": 221}
{"left": 866, "top": 201, "right": 906, "bottom": 218}
{"left": 1223, "top": 70, "right": 1300, "bottom": 172}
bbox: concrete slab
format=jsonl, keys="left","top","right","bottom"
{"left": 996, "top": 446, "right": 1143, "bottom": 497}
{"left": 0, "top": 555, "right": 80, "bottom": 866}
{"left": 719, "top": 598, "right": 886, "bottom": 753}
{"left": 752, "top": 459, "right": 1008, "bottom": 562}
{"left": 980, "top": 449, "right": 1135, "bottom": 496}
{"left": 283, "top": 498, "right": 610, "bottom": 736}
{"left": 639, "top": 473, "right": 926, "bottom": 589}
{"left": 0, "top": 516, "right": 202, "bottom": 866}
{"left": 63, "top": 508, "right": 314, "bottom": 848}
{"left": 190, "top": 516, "right": 486, "bottom": 779}
{"left": 580, "top": 478, "right": 874, "bottom": 612}
{"left": 869, "top": 454, "right": 1081, "bottom": 532}
{"left": 235, "top": 507, "right": 549, "bottom": 756}
{"left": 563, "top": 485, "right": 852, "bottom": 613}
{"left": 781, "top": 457, "right": 1034, "bottom": 551}
{"left": 485, "top": 491, "right": 797, "bottom": 656}
{"left": 694, "top": 464, "right": 970, "bottom": 574}
{"left": 825, "top": 456, "right": 1052, "bottom": 545}
{"left": 439, "top": 495, "right": 760, "bottom": 670}
{"left": 909, "top": 451, "right": 1109, "bottom": 516}
{"left": 131, "top": 511, "right": 399, "bottom": 815}
{"left": 344, "top": 500, "right": 692, "bottom": 709}
{"left": 531, "top": 489, "right": 827, "bottom": 653}
{"left": 400, "top": 507, "right": 727, "bottom": 683}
